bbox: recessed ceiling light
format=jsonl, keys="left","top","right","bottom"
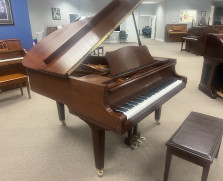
{"left": 142, "top": 2, "right": 155, "bottom": 4}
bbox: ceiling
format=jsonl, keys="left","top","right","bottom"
{"left": 142, "top": 0, "right": 166, "bottom": 4}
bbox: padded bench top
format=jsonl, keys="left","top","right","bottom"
{"left": 167, "top": 112, "right": 223, "bottom": 161}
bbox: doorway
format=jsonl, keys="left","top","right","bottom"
{"left": 138, "top": 15, "right": 156, "bottom": 39}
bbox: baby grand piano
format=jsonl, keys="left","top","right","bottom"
{"left": 22, "top": 0, "right": 187, "bottom": 176}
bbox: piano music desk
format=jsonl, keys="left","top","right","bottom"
{"left": 0, "top": 73, "right": 31, "bottom": 99}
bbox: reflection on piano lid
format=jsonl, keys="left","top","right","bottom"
{"left": 22, "top": 0, "right": 187, "bottom": 175}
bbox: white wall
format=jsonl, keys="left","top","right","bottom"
{"left": 27, "top": 0, "right": 111, "bottom": 39}
{"left": 27, "top": 0, "right": 156, "bottom": 43}
{"left": 154, "top": 0, "right": 212, "bottom": 41}
{"left": 27, "top": 0, "right": 213, "bottom": 42}
{"left": 165, "top": 0, "right": 212, "bottom": 25}
{"left": 155, "top": 1, "right": 166, "bottom": 41}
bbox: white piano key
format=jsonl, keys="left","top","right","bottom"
{"left": 120, "top": 80, "right": 183, "bottom": 119}
{"left": 0, "top": 57, "right": 23, "bottom": 62}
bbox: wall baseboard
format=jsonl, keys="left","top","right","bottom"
{"left": 155, "top": 38, "right": 165, "bottom": 42}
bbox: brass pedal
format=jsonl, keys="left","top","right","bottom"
{"left": 217, "top": 90, "right": 223, "bottom": 98}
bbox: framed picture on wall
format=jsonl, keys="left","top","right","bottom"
{"left": 51, "top": 8, "right": 61, "bottom": 20}
{"left": 0, "top": 0, "right": 14, "bottom": 25}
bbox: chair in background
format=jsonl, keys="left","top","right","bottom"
{"left": 119, "top": 30, "right": 128, "bottom": 43}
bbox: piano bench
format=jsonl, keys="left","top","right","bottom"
{"left": 0, "top": 73, "right": 31, "bottom": 99}
{"left": 181, "top": 36, "right": 199, "bottom": 55}
{"left": 164, "top": 112, "right": 223, "bottom": 181}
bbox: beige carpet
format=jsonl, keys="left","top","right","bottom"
{"left": 0, "top": 39, "right": 222, "bottom": 181}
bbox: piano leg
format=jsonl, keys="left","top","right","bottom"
{"left": 155, "top": 107, "right": 162, "bottom": 125}
{"left": 88, "top": 123, "right": 105, "bottom": 176}
{"left": 56, "top": 101, "right": 66, "bottom": 125}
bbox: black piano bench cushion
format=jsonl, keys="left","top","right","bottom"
{"left": 164, "top": 112, "right": 223, "bottom": 181}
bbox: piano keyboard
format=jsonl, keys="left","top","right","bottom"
{"left": 115, "top": 78, "right": 183, "bottom": 119}
{"left": 0, "top": 57, "right": 23, "bottom": 62}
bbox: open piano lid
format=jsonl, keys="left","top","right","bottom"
{"left": 22, "top": 0, "right": 143, "bottom": 76}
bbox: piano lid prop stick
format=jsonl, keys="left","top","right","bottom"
{"left": 132, "top": 12, "right": 142, "bottom": 46}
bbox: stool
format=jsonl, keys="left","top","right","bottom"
{"left": 164, "top": 112, "right": 223, "bottom": 181}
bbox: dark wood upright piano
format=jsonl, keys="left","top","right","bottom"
{"left": 199, "top": 34, "right": 223, "bottom": 98}
{"left": 184, "top": 26, "right": 223, "bottom": 55}
{"left": 22, "top": 0, "right": 187, "bottom": 175}
{"left": 0, "top": 39, "right": 27, "bottom": 91}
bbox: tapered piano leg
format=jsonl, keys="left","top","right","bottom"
{"left": 155, "top": 107, "right": 162, "bottom": 125}
{"left": 56, "top": 101, "right": 66, "bottom": 125}
{"left": 88, "top": 123, "right": 105, "bottom": 176}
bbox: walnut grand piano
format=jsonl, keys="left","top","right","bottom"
{"left": 22, "top": 0, "right": 187, "bottom": 176}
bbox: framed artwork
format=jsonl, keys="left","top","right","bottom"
{"left": 0, "top": 0, "right": 13, "bottom": 25}
{"left": 51, "top": 8, "right": 61, "bottom": 20}
{"left": 180, "top": 9, "right": 197, "bottom": 23}
{"left": 201, "top": 11, "right": 206, "bottom": 18}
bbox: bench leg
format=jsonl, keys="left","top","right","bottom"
{"left": 201, "top": 164, "right": 210, "bottom": 181}
{"left": 181, "top": 40, "right": 184, "bottom": 52}
{"left": 19, "top": 83, "right": 23, "bottom": 95}
{"left": 164, "top": 147, "right": 172, "bottom": 181}
{"left": 25, "top": 78, "right": 31, "bottom": 99}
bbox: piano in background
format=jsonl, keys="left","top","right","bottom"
{"left": 165, "top": 24, "right": 187, "bottom": 42}
{"left": 22, "top": 0, "right": 187, "bottom": 176}
{"left": 0, "top": 39, "right": 26, "bottom": 91}
{"left": 199, "top": 34, "right": 223, "bottom": 98}
{"left": 184, "top": 26, "right": 223, "bottom": 55}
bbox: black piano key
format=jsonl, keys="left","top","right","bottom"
{"left": 133, "top": 98, "right": 143, "bottom": 103}
{"left": 121, "top": 103, "right": 134, "bottom": 109}
{"left": 115, "top": 107, "right": 128, "bottom": 113}
{"left": 114, "top": 78, "right": 179, "bottom": 114}
{"left": 129, "top": 101, "right": 139, "bottom": 105}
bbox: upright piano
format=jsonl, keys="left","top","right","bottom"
{"left": 22, "top": 0, "right": 187, "bottom": 175}
{"left": 199, "top": 34, "right": 223, "bottom": 98}
{"left": 0, "top": 39, "right": 27, "bottom": 91}
{"left": 185, "top": 26, "right": 223, "bottom": 55}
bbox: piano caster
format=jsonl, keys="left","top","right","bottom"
{"left": 60, "top": 120, "right": 66, "bottom": 126}
{"left": 97, "top": 169, "right": 104, "bottom": 177}
{"left": 155, "top": 120, "right": 160, "bottom": 125}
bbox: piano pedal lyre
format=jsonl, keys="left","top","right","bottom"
{"left": 124, "top": 125, "right": 146, "bottom": 150}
